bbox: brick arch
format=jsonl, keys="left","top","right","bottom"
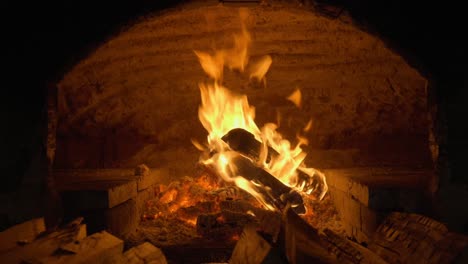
{"left": 55, "top": 2, "right": 431, "bottom": 172}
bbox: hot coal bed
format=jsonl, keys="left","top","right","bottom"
{"left": 1, "top": 1, "right": 467, "bottom": 264}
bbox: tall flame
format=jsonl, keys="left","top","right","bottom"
{"left": 195, "top": 10, "right": 327, "bottom": 212}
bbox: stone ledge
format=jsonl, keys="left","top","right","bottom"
{"left": 136, "top": 168, "right": 166, "bottom": 192}
{"left": 55, "top": 168, "right": 165, "bottom": 209}
{"left": 324, "top": 167, "right": 432, "bottom": 210}
{"left": 55, "top": 169, "right": 160, "bottom": 238}
{"left": 324, "top": 167, "right": 433, "bottom": 244}
{"left": 60, "top": 180, "right": 137, "bottom": 209}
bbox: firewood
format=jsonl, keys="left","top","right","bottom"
{"left": 229, "top": 224, "right": 277, "bottom": 264}
{"left": 230, "top": 207, "right": 348, "bottom": 264}
{"left": 0, "top": 217, "right": 46, "bottom": 253}
{"left": 121, "top": 242, "right": 167, "bottom": 264}
{"left": 0, "top": 218, "right": 87, "bottom": 263}
{"left": 37, "top": 230, "right": 123, "bottom": 264}
{"left": 321, "top": 229, "right": 387, "bottom": 264}
{"left": 368, "top": 212, "right": 468, "bottom": 264}
{"left": 278, "top": 206, "right": 336, "bottom": 264}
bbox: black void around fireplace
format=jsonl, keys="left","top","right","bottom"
{"left": 2, "top": 1, "right": 467, "bottom": 264}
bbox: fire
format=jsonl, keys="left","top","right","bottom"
{"left": 287, "top": 88, "right": 302, "bottom": 108}
{"left": 194, "top": 10, "right": 327, "bottom": 213}
{"left": 198, "top": 82, "right": 260, "bottom": 145}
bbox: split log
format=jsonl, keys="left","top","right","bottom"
{"left": 0, "top": 218, "right": 87, "bottom": 263}
{"left": 278, "top": 206, "right": 336, "bottom": 264}
{"left": 229, "top": 224, "right": 281, "bottom": 264}
{"left": 230, "top": 206, "right": 338, "bottom": 264}
{"left": 0, "top": 217, "right": 46, "bottom": 253}
{"left": 38, "top": 230, "right": 123, "bottom": 264}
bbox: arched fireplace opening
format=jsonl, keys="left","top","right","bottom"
{"left": 2, "top": 1, "right": 467, "bottom": 263}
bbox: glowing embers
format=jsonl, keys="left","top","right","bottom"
{"left": 194, "top": 9, "right": 327, "bottom": 214}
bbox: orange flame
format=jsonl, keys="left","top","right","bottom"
{"left": 194, "top": 10, "right": 327, "bottom": 212}
{"left": 287, "top": 88, "right": 302, "bottom": 108}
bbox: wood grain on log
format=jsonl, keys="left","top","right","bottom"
{"left": 321, "top": 229, "right": 388, "bottom": 264}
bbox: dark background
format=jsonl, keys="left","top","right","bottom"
{"left": 1, "top": 0, "right": 467, "bottom": 231}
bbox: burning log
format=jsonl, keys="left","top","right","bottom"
{"left": 222, "top": 128, "right": 277, "bottom": 163}
{"left": 201, "top": 150, "right": 306, "bottom": 214}
{"left": 222, "top": 128, "right": 326, "bottom": 200}
{"left": 229, "top": 154, "right": 306, "bottom": 214}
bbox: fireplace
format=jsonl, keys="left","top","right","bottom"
{"left": 55, "top": 2, "right": 431, "bottom": 172}
{"left": 2, "top": 1, "right": 467, "bottom": 264}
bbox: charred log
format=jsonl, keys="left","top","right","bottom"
{"left": 229, "top": 154, "right": 306, "bottom": 214}
{"left": 220, "top": 200, "right": 282, "bottom": 240}
{"left": 196, "top": 210, "right": 256, "bottom": 240}
{"left": 222, "top": 128, "right": 277, "bottom": 163}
